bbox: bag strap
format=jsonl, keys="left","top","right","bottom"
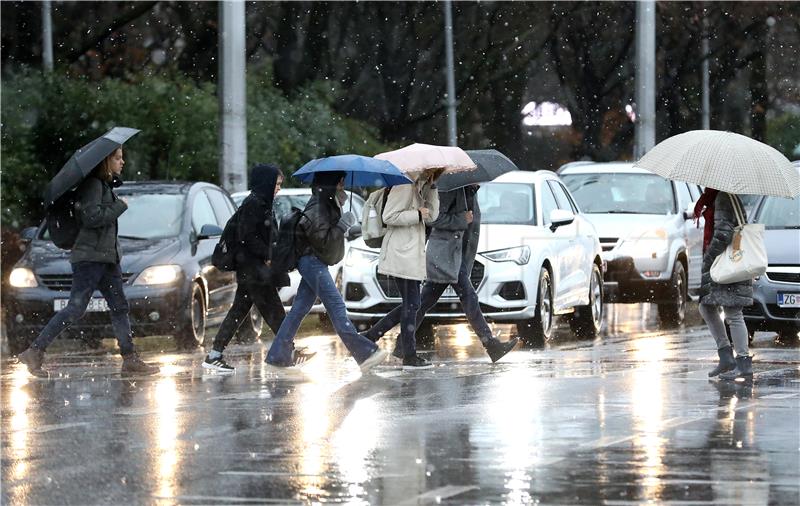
{"left": 380, "top": 186, "right": 392, "bottom": 227}
{"left": 727, "top": 193, "right": 745, "bottom": 227}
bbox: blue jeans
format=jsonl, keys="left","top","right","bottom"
{"left": 32, "top": 262, "right": 135, "bottom": 356}
{"left": 365, "top": 261, "right": 491, "bottom": 352}
{"left": 365, "top": 277, "right": 421, "bottom": 358}
{"left": 266, "top": 255, "right": 377, "bottom": 366}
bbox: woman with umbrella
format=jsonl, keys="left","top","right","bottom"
{"left": 18, "top": 135, "right": 159, "bottom": 378}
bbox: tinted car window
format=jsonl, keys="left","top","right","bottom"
{"left": 207, "top": 190, "right": 234, "bottom": 224}
{"left": 192, "top": 191, "right": 218, "bottom": 232}
{"left": 548, "top": 180, "right": 577, "bottom": 212}
{"left": 476, "top": 183, "right": 536, "bottom": 225}
{"left": 756, "top": 197, "right": 800, "bottom": 229}
{"left": 562, "top": 173, "right": 676, "bottom": 214}
{"left": 118, "top": 193, "right": 185, "bottom": 239}
{"left": 539, "top": 183, "right": 559, "bottom": 225}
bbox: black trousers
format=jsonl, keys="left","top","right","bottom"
{"left": 212, "top": 280, "right": 285, "bottom": 353}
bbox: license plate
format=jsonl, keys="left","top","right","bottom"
{"left": 442, "top": 286, "right": 457, "bottom": 298}
{"left": 54, "top": 298, "right": 109, "bottom": 312}
{"left": 777, "top": 293, "right": 800, "bottom": 308}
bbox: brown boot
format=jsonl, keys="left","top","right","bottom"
{"left": 121, "top": 353, "right": 160, "bottom": 376}
{"left": 18, "top": 347, "right": 49, "bottom": 378}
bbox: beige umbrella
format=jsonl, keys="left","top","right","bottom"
{"left": 374, "top": 143, "right": 476, "bottom": 174}
{"left": 634, "top": 130, "right": 799, "bottom": 198}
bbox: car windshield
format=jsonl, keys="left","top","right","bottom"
{"left": 757, "top": 196, "right": 800, "bottom": 229}
{"left": 562, "top": 173, "right": 676, "bottom": 214}
{"left": 117, "top": 193, "right": 185, "bottom": 239}
{"left": 477, "top": 183, "right": 536, "bottom": 225}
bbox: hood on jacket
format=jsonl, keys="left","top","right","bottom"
{"left": 249, "top": 164, "right": 282, "bottom": 207}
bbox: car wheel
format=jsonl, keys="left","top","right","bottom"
{"left": 657, "top": 262, "right": 687, "bottom": 328}
{"left": 80, "top": 335, "right": 104, "bottom": 350}
{"left": 776, "top": 326, "right": 800, "bottom": 345}
{"left": 517, "top": 268, "right": 552, "bottom": 347}
{"left": 318, "top": 312, "right": 334, "bottom": 331}
{"left": 175, "top": 282, "right": 206, "bottom": 349}
{"left": 235, "top": 307, "right": 263, "bottom": 344}
{"left": 416, "top": 320, "right": 436, "bottom": 350}
{"left": 570, "top": 263, "right": 603, "bottom": 340}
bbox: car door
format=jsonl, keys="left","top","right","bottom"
{"left": 548, "top": 180, "right": 587, "bottom": 306}
{"left": 676, "top": 181, "right": 703, "bottom": 290}
{"left": 191, "top": 189, "right": 228, "bottom": 316}
{"left": 539, "top": 181, "right": 570, "bottom": 310}
{"left": 206, "top": 189, "right": 239, "bottom": 314}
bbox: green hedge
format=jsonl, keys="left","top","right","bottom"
{"left": 0, "top": 69, "right": 388, "bottom": 228}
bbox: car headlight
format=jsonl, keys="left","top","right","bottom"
{"left": 618, "top": 228, "right": 669, "bottom": 258}
{"left": 133, "top": 265, "right": 182, "bottom": 285}
{"left": 346, "top": 248, "right": 380, "bottom": 267}
{"left": 480, "top": 246, "right": 531, "bottom": 265}
{"left": 9, "top": 267, "right": 37, "bottom": 288}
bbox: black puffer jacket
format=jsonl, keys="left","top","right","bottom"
{"left": 71, "top": 176, "right": 127, "bottom": 264}
{"left": 700, "top": 192, "right": 753, "bottom": 307}
{"left": 297, "top": 172, "right": 346, "bottom": 266}
{"left": 235, "top": 164, "right": 289, "bottom": 287}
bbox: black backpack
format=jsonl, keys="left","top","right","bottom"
{"left": 46, "top": 191, "right": 81, "bottom": 250}
{"left": 271, "top": 208, "right": 306, "bottom": 274}
{"left": 212, "top": 209, "right": 242, "bottom": 271}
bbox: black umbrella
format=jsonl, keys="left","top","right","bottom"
{"left": 436, "top": 149, "right": 519, "bottom": 192}
{"left": 42, "top": 127, "right": 140, "bottom": 208}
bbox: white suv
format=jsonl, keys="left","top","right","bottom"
{"left": 342, "top": 170, "right": 604, "bottom": 346}
{"left": 558, "top": 162, "right": 703, "bottom": 327}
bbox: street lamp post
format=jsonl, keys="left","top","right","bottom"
{"left": 443, "top": 0, "right": 458, "bottom": 147}
{"left": 635, "top": 0, "right": 656, "bottom": 158}
{"left": 218, "top": 0, "right": 248, "bottom": 193}
{"left": 42, "top": 0, "right": 53, "bottom": 72}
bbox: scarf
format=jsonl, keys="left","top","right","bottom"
{"left": 694, "top": 188, "right": 719, "bottom": 253}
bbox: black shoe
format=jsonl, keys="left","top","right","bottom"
{"left": 485, "top": 337, "right": 519, "bottom": 363}
{"left": 202, "top": 354, "right": 235, "bottom": 373}
{"left": 402, "top": 354, "right": 434, "bottom": 370}
{"left": 392, "top": 345, "right": 403, "bottom": 359}
{"left": 719, "top": 355, "right": 753, "bottom": 381}
{"left": 121, "top": 353, "right": 160, "bottom": 376}
{"left": 18, "top": 347, "right": 48, "bottom": 378}
{"left": 708, "top": 345, "right": 736, "bottom": 377}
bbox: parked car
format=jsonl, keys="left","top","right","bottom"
{"left": 559, "top": 162, "right": 704, "bottom": 328}
{"left": 742, "top": 185, "right": 800, "bottom": 342}
{"left": 342, "top": 170, "right": 605, "bottom": 346}
{"left": 5, "top": 181, "right": 254, "bottom": 354}
{"left": 232, "top": 188, "right": 365, "bottom": 324}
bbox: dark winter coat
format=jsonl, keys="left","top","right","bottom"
{"left": 71, "top": 176, "right": 127, "bottom": 264}
{"left": 426, "top": 186, "right": 481, "bottom": 284}
{"left": 699, "top": 192, "right": 754, "bottom": 307}
{"left": 297, "top": 172, "right": 346, "bottom": 266}
{"left": 236, "top": 164, "right": 289, "bottom": 287}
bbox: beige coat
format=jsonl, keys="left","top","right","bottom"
{"left": 377, "top": 175, "right": 440, "bottom": 281}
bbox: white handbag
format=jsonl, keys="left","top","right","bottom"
{"left": 710, "top": 194, "right": 767, "bottom": 284}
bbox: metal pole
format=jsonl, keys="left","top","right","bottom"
{"left": 42, "top": 0, "right": 53, "bottom": 72}
{"left": 218, "top": 0, "right": 248, "bottom": 193}
{"left": 701, "top": 12, "right": 710, "bottom": 130}
{"left": 443, "top": 0, "right": 457, "bottom": 147}
{"left": 634, "top": 0, "right": 656, "bottom": 158}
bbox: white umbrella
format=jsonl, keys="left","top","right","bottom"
{"left": 634, "top": 130, "right": 800, "bottom": 198}
{"left": 374, "top": 143, "right": 476, "bottom": 174}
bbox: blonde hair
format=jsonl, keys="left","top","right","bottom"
{"left": 93, "top": 149, "right": 120, "bottom": 182}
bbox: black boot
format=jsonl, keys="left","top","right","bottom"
{"left": 708, "top": 345, "right": 736, "bottom": 377}
{"left": 18, "top": 347, "right": 48, "bottom": 378}
{"left": 121, "top": 353, "right": 160, "bottom": 376}
{"left": 719, "top": 355, "right": 753, "bottom": 381}
{"left": 484, "top": 337, "right": 519, "bottom": 363}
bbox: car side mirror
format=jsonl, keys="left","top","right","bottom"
{"left": 683, "top": 201, "right": 696, "bottom": 220}
{"left": 549, "top": 209, "right": 575, "bottom": 232}
{"left": 21, "top": 227, "right": 38, "bottom": 242}
{"left": 346, "top": 224, "right": 362, "bottom": 241}
{"left": 198, "top": 224, "right": 223, "bottom": 240}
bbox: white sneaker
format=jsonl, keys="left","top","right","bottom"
{"left": 202, "top": 355, "right": 235, "bottom": 374}
{"left": 359, "top": 349, "right": 388, "bottom": 373}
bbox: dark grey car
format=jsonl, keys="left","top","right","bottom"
{"left": 742, "top": 193, "right": 800, "bottom": 342}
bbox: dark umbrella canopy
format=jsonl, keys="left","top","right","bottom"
{"left": 437, "top": 149, "right": 519, "bottom": 192}
{"left": 43, "top": 127, "right": 140, "bottom": 208}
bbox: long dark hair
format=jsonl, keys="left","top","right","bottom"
{"left": 92, "top": 148, "right": 120, "bottom": 182}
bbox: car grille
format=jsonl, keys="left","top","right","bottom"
{"left": 766, "top": 305, "right": 800, "bottom": 320}
{"left": 599, "top": 237, "right": 619, "bottom": 252}
{"left": 376, "top": 261, "right": 484, "bottom": 298}
{"left": 766, "top": 271, "right": 800, "bottom": 284}
{"left": 38, "top": 273, "right": 135, "bottom": 291}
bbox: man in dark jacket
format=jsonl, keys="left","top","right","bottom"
{"left": 364, "top": 185, "right": 518, "bottom": 363}
{"left": 203, "top": 164, "right": 290, "bottom": 373}
{"left": 265, "top": 171, "right": 387, "bottom": 372}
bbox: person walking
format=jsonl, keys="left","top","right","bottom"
{"left": 365, "top": 185, "right": 519, "bottom": 363}
{"left": 696, "top": 188, "right": 754, "bottom": 380}
{"left": 265, "top": 171, "right": 387, "bottom": 372}
{"left": 17, "top": 148, "right": 159, "bottom": 377}
{"left": 362, "top": 168, "right": 442, "bottom": 369}
{"left": 203, "top": 164, "right": 290, "bottom": 373}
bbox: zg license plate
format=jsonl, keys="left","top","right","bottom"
{"left": 54, "top": 298, "right": 109, "bottom": 312}
{"left": 777, "top": 293, "right": 800, "bottom": 308}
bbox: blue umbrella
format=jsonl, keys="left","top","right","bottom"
{"left": 293, "top": 154, "right": 412, "bottom": 188}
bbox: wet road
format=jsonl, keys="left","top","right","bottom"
{"left": 2, "top": 304, "right": 799, "bottom": 505}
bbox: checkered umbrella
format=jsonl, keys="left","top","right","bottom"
{"left": 634, "top": 130, "right": 799, "bottom": 198}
